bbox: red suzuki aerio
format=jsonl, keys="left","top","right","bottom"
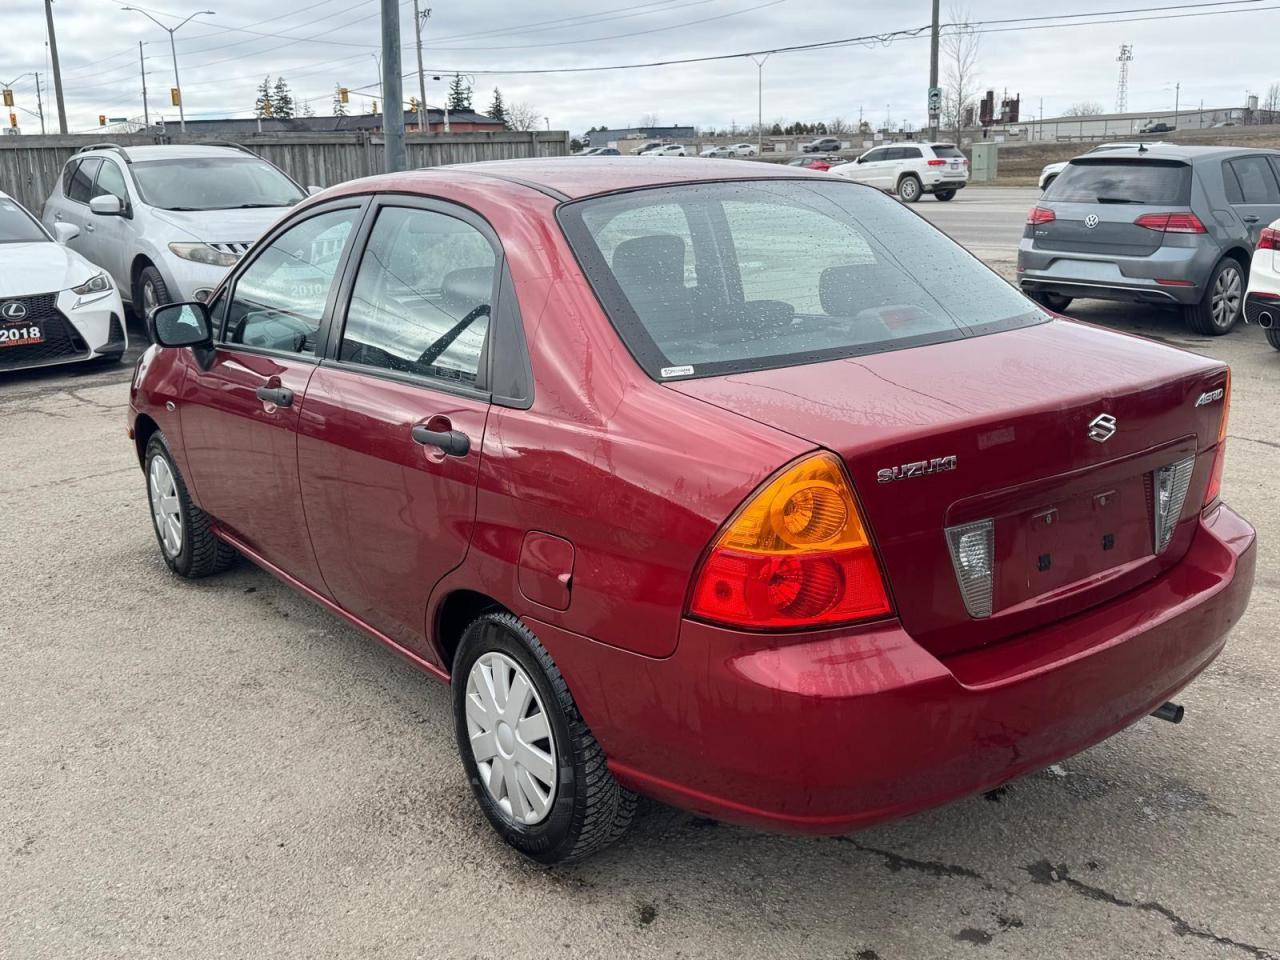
{"left": 130, "top": 158, "right": 1255, "bottom": 863}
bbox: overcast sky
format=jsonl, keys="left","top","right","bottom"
{"left": 1, "top": 0, "right": 1276, "bottom": 135}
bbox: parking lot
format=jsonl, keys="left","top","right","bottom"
{"left": 3, "top": 187, "right": 1279, "bottom": 960}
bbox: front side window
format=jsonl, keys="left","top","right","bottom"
{"left": 224, "top": 209, "right": 357, "bottom": 354}
{"left": 339, "top": 206, "right": 497, "bottom": 385}
{"left": 93, "top": 161, "right": 128, "bottom": 204}
{"left": 0, "top": 196, "right": 49, "bottom": 243}
{"left": 67, "top": 158, "right": 100, "bottom": 204}
{"left": 131, "top": 157, "right": 305, "bottom": 211}
{"left": 561, "top": 179, "right": 1042, "bottom": 380}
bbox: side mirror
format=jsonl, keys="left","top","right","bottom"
{"left": 150, "top": 301, "right": 213, "bottom": 351}
{"left": 856, "top": 156, "right": 866, "bottom": 164}
{"left": 89, "top": 194, "right": 123, "bottom": 217}
{"left": 52, "top": 222, "right": 80, "bottom": 244}
{"left": 307, "top": 185, "right": 323, "bottom": 196}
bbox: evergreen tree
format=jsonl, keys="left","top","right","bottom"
{"left": 271, "top": 77, "right": 295, "bottom": 120}
{"left": 487, "top": 87, "right": 506, "bottom": 125}
{"left": 332, "top": 84, "right": 348, "bottom": 118}
{"left": 447, "top": 73, "right": 472, "bottom": 112}
{"left": 254, "top": 76, "right": 273, "bottom": 118}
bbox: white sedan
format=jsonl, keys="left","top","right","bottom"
{"left": 728, "top": 143, "right": 758, "bottom": 157}
{"left": 1244, "top": 218, "right": 1280, "bottom": 350}
{"left": 0, "top": 190, "right": 127, "bottom": 372}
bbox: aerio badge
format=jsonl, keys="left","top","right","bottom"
{"left": 0, "top": 301, "right": 28, "bottom": 321}
{"left": 1195, "top": 388, "right": 1224, "bottom": 407}
{"left": 1088, "top": 413, "right": 1117, "bottom": 442}
{"left": 1084, "top": 214, "right": 1100, "bottom": 229}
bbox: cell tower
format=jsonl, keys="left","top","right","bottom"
{"left": 1116, "top": 44, "right": 1134, "bottom": 113}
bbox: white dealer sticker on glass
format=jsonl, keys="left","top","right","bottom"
{"left": 660, "top": 365, "right": 695, "bottom": 378}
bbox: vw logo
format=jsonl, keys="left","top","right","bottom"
{"left": 0, "top": 301, "right": 28, "bottom": 321}
{"left": 1088, "top": 413, "right": 1117, "bottom": 443}
{"left": 1084, "top": 214, "right": 1101, "bottom": 229}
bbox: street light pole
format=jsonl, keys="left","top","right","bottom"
{"left": 121, "top": 7, "right": 215, "bottom": 133}
{"left": 928, "top": 0, "right": 940, "bottom": 141}
{"left": 750, "top": 53, "right": 770, "bottom": 155}
{"left": 139, "top": 41, "right": 149, "bottom": 127}
{"left": 44, "top": 0, "right": 68, "bottom": 133}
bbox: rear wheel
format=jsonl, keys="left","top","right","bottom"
{"left": 1267, "top": 326, "right": 1280, "bottom": 350}
{"left": 896, "top": 175, "right": 922, "bottom": 203}
{"left": 453, "top": 611, "right": 636, "bottom": 863}
{"left": 934, "top": 190, "right": 957, "bottom": 202}
{"left": 1183, "top": 258, "right": 1244, "bottom": 335}
{"left": 1030, "top": 291, "right": 1073, "bottom": 312}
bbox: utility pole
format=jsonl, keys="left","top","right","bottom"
{"left": 413, "top": 1, "right": 430, "bottom": 134}
{"left": 380, "top": 0, "right": 406, "bottom": 172}
{"left": 34, "top": 73, "right": 45, "bottom": 134}
{"left": 928, "top": 0, "right": 940, "bottom": 141}
{"left": 750, "top": 54, "right": 770, "bottom": 155}
{"left": 139, "top": 41, "right": 149, "bottom": 127}
{"left": 44, "top": 0, "right": 67, "bottom": 133}
{"left": 123, "top": 8, "right": 215, "bottom": 134}
{"left": 1174, "top": 81, "right": 1180, "bottom": 120}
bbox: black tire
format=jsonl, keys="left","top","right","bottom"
{"left": 1184, "top": 258, "right": 1245, "bottom": 336}
{"left": 934, "top": 189, "right": 957, "bottom": 201}
{"left": 1030, "top": 291, "right": 1073, "bottom": 313}
{"left": 452, "top": 611, "right": 636, "bottom": 864}
{"left": 136, "top": 265, "right": 172, "bottom": 320}
{"left": 1267, "top": 326, "right": 1280, "bottom": 351}
{"left": 144, "top": 434, "right": 237, "bottom": 578}
{"left": 896, "top": 174, "right": 922, "bottom": 203}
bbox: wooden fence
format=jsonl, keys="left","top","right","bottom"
{"left": 0, "top": 130, "right": 570, "bottom": 215}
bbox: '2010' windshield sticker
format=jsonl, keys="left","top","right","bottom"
{"left": 661, "top": 365, "right": 695, "bottom": 378}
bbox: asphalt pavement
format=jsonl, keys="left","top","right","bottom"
{"left": 915, "top": 184, "right": 1040, "bottom": 263}
{"left": 2, "top": 194, "right": 1278, "bottom": 960}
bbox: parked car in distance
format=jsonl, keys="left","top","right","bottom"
{"left": 787, "top": 156, "right": 834, "bottom": 171}
{"left": 830, "top": 142, "right": 969, "bottom": 202}
{"left": 0, "top": 189, "right": 126, "bottom": 372}
{"left": 1243, "top": 218, "right": 1280, "bottom": 349}
{"left": 647, "top": 144, "right": 688, "bottom": 157}
{"left": 631, "top": 141, "right": 664, "bottom": 155}
{"left": 1212, "top": 121, "right": 1239, "bottom": 128}
{"left": 728, "top": 143, "right": 758, "bottom": 157}
{"left": 700, "top": 145, "right": 733, "bottom": 158}
{"left": 1142, "top": 122, "right": 1176, "bottom": 134}
{"left": 576, "top": 147, "right": 620, "bottom": 157}
{"left": 802, "top": 136, "right": 843, "bottom": 153}
{"left": 1020, "top": 144, "right": 1279, "bottom": 334}
{"left": 1039, "top": 141, "right": 1166, "bottom": 192}
{"left": 131, "top": 157, "right": 1253, "bottom": 864}
{"left": 41, "top": 143, "right": 315, "bottom": 312}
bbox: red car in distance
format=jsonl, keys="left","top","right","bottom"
{"left": 131, "top": 158, "right": 1255, "bottom": 863}
{"left": 787, "top": 155, "right": 835, "bottom": 171}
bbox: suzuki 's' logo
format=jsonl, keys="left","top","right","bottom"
{"left": 0, "top": 301, "right": 27, "bottom": 321}
{"left": 1088, "top": 413, "right": 1117, "bottom": 442}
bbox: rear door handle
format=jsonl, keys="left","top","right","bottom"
{"left": 255, "top": 386, "right": 294, "bottom": 407}
{"left": 1243, "top": 214, "right": 1261, "bottom": 224}
{"left": 85, "top": 224, "right": 95, "bottom": 233}
{"left": 411, "top": 425, "right": 470, "bottom": 456}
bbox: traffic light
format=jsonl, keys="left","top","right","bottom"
{"left": 170, "top": 87, "right": 181, "bottom": 106}
{"left": 99, "top": 115, "right": 107, "bottom": 127}
{"left": 339, "top": 87, "right": 349, "bottom": 104}
{"left": 7, "top": 112, "right": 16, "bottom": 129}
{"left": 1, "top": 89, "right": 12, "bottom": 107}
{"left": 409, "top": 96, "right": 418, "bottom": 112}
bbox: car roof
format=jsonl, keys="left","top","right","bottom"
{"left": 75, "top": 144, "right": 262, "bottom": 162}
{"left": 434, "top": 156, "right": 828, "bottom": 200}
{"left": 1071, "top": 143, "right": 1280, "bottom": 163}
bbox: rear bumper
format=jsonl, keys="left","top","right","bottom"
{"left": 922, "top": 176, "right": 968, "bottom": 193}
{"left": 1017, "top": 237, "right": 1218, "bottom": 306}
{"left": 536, "top": 504, "right": 1255, "bottom": 834}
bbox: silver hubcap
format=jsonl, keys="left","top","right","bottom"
{"left": 148, "top": 456, "right": 183, "bottom": 558}
{"left": 901, "top": 179, "right": 918, "bottom": 199}
{"left": 465, "top": 651, "right": 557, "bottom": 825}
{"left": 1212, "top": 266, "right": 1242, "bottom": 327}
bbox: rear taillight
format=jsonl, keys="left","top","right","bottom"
{"left": 1258, "top": 227, "right": 1280, "bottom": 250}
{"left": 927, "top": 159, "right": 947, "bottom": 166}
{"left": 944, "top": 520, "right": 995, "bottom": 618}
{"left": 1204, "top": 369, "right": 1231, "bottom": 507}
{"left": 1134, "top": 212, "right": 1208, "bottom": 234}
{"left": 688, "top": 453, "right": 891, "bottom": 630}
{"left": 1027, "top": 206, "right": 1056, "bottom": 225}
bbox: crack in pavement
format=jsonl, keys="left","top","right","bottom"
{"left": 1228, "top": 433, "right": 1280, "bottom": 452}
{"left": 66, "top": 390, "right": 128, "bottom": 412}
{"left": 1024, "top": 861, "right": 1278, "bottom": 959}
{"left": 835, "top": 838, "right": 999, "bottom": 889}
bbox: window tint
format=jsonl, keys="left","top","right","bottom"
{"left": 1226, "top": 156, "right": 1280, "bottom": 203}
{"left": 224, "top": 209, "right": 356, "bottom": 354}
{"left": 93, "top": 161, "right": 128, "bottom": 203}
{"left": 562, "top": 180, "right": 1042, "bottom": 379}
{"left": 932, "top": 145, "right": 964, "bottom": 158}
{"left": 1046, "top": 161, "right": 1191, "bottom": 204}
{"left": 62, "top": 160, "right": 80, "bottom": 197}
{"left": 340, "top": 206, "right": 497, "bottom": 385}
{"left": 67, "top": 158, "right": 100, "bottom": 204}
{"left": 861, "top": 149, "right": 887, "bottom": 163}
{"left": 899, "top": 147, "right": 923, "bottom": 160}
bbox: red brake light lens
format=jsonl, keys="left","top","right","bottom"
{"left": 688, "top": 453, "right": 891, "bottom": 630}
{"left": 1027, "top": 206, "right": 1056, "bottom": 225}
{"left": 1134, "top": 212, "right": 1207, "bottom": 234}
{"left": 1258, "top": 226, "right": 1280, "bottom": 250}
{"left": 927, "top": 158, "right": 947, "bottom": 166}
{"left": 1204, "top": 369, "right": 1231, "bottom": 507}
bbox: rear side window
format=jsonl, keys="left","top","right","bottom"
{"left": 61, "top": 160, "right": 80, "bottom": 196}
{"left": 899, "top": 147, "right": 923, "bottom": 160}
{"left": 67, "top": 158, "right": 100, "bottom": 204}
{"left": 932, "top": 145, "right": 964, "bottom": 158}
{"left": 560, "top": 179, "right": 1042, "bottom": 380}
{"left": 1223, "top": 156, "right": 1280, "bottom": 204}
{"left": 1046, "top": 160, "right": 1191, "bottom": 205}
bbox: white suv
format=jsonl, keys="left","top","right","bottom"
{"left": 830, "top": 142, "right": 969, "bottom": 202}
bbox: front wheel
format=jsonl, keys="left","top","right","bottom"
{"left": 1029, "top": 291, "right": 1073, "bottom": 313}
{"left": 136, "top": 265, "right": 172, "bottom": 320}
{"left": 144, "top": 434, "right": 237, "bottom": 578}
{"left": 453, "top": 611, "right": 636, "bottom": 864}
{"left": 896, "top": 175, "right": 922, "bottom": 203}
{"left": 1183, "top": 259, "right": 1245, "bottom": 335}
{"left": 934, "top": 189, "right": 957, "bottom": 202}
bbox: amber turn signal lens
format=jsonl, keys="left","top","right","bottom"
{"left": 689, "top": 453, "right": 891, "bottom": 630}
{"left": 1204, "top": 369, "right": 1230, "bottom": 508}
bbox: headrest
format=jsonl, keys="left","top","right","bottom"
{"left": 611, "top": 234, "right": 686, "bottom": 287}
{"left": 440, "top": 266, "right": 494, "bottom": 313}
{"left": 819, "top": 263, "right": 871, "bottom": 316}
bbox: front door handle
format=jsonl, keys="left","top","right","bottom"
{"left": 255, "top": 385, "right": 294, "bottom": 407}
{"left": 85, "top": 224, "right": 95, "bottom": 233}
{"left": 54, "top": 212, "right": 63, "bottom": 221}
{"left": 411, "top": 424, "right": 470, "bottom": 457}
{"left": 1243, "top": 214, "right": 1261, "bottom": 224}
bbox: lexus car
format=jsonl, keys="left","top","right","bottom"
{"left": 0, "top": 189, "right": 126, "bottom": 372}
{"left": 130, "top": 158, "right": 1254, "bottom": 863}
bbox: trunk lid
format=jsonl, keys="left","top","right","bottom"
{"left": 670, "top": 319, "right": 1228, "bottom": 657}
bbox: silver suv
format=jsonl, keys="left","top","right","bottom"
{"left": 41, "top": 143, "right": 314, "bottom": 313}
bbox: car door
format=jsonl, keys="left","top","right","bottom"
{"left": 179, "top": 199, "right": 367, "bottom": 593}
{"left": 1224, "top": 155, "right": 1280, "bottom": 245}
{"left": 844, "top": 147, "right": 884, "bottom": 185}
{"left": 296, "top": 198, "right": 511, "bottom": 660}
{"left": 54, "top": 157, "right": 99, "bottom": 259}
{"left": 85, "top": 158, "right": 133, "bottom": 287}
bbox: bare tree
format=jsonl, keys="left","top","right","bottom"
{"left": 1264, "top": 82, "right": 1280, "bottom": 121}
{"left": 639, "top": 112, "right": 660, "bottom": 129}
{"left": 941, "top": 4, "right": 980, "bottom": 142}
{"left": 505, "top": 101, "right": 541, "bottom": 131}
{"left": 827, "top": 116, "right": 851, "bottom": 135}
{"left": 1063, "top": 101, "right": 1105, "bottom": 117}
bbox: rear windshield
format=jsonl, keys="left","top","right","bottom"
{"left": 558, "top": 179, "right": 1043, "bottom": 380}
{"left": 1046, "top": 160, "right": 1191, "bottom": 205}
{"left": 932, "top": 145, "right": 964, "bottom": 158}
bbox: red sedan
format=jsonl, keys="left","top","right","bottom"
{"left": 132, "top": 158, "right": 1254, "bottom": 863}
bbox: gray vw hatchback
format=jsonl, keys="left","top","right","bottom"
{"left": 1018, "top": 145, "right": 1280, "bottom": 334}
